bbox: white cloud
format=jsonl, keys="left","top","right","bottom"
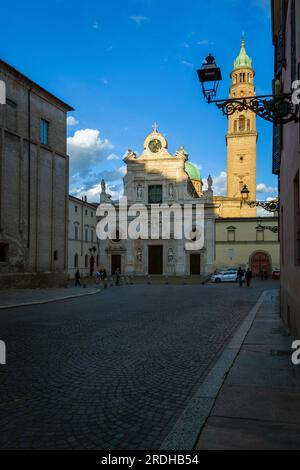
{"left": 256, "top": 183, "right": 277, "bottom": 194}
{"left": 181, "top": 60, "right": 195, "bottom": 68}
{"left": 197, "top": 39, "right": 215, "bottom": 46}
{"left": 68, "top": 128, "right": 113, "bottom": 179}
{"left": 67, "top": 116, "right": 79, "bottom": 127}
{"left": 210, "top": 171, "right": 227, "bottom": 195}
{"left": 107, "top": 153, "right": 120, "bottom": 161}
{"left": 202, "top": 171, "right": 227, "bottom": 195}
{"left": 73, "top": 167, "right": 126, "bottom": 202}
{"left": 129, "top": 15, "right": 150, "bottom": 24}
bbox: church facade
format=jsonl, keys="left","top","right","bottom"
{"left": 98, "top": 126, "right": 218, "bottom": 277}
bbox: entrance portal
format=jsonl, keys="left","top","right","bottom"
{"left": 148, "top": 246, "right": 163, "bottom": 275}
{"left": 111, "top": 254, "right": 121, "bottom": 275}
{"left": 190, "top": 254, "right": 201, "bottom": 275}
{"left": 250, "top": 251, "right": 271, "bottom": 277}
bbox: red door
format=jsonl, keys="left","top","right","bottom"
{"left": 251, "top": 252, "right": 271, "bottom": 277}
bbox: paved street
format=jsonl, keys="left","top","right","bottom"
{"left": 0, "top": 281, "right": 278, "bottom": 449}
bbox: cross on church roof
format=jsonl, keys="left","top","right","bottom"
{"left": 152, "top": 122, "right": 159, "bottom": 132}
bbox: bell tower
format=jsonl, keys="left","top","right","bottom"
{"left": 227, "top": 37, "right": 257, "bottom": 216}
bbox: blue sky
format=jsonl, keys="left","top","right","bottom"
{"left": 0, "top": 0, "right": 277, "bottom": 201}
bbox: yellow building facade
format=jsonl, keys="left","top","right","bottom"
{"left": 214, "top": 39, "right": 280, "bottom": 273}
{"left": 216, "top": 218, "right": 280, "bottom": 275}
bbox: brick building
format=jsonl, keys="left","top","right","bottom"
{"left": 0, "top": 60, "right": 73, "bottom": 287}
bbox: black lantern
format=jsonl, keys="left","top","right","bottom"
{"left": 241, "top": 184, "right": 250, "bottom": 203}
{"left": 197, "top": 54, "right": 222, "bottom": 102}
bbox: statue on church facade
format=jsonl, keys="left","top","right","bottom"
{"left": 168, "top": 183, "right": 174, "bottom": 199}
{"left": 207, "top": 175, "right": 213, "bottom": 192}
{"left": 100, "top": 179, "right": 112, "bottom": 203}
{"left": 137, "top": 248, "right": 143, "bottom": 263}
{"left": 137, "top": 185, "right": 143, "bottom": 200}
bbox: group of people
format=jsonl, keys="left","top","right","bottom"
{"left": 237, "top": 267, "right": 253, "bottom": 288}
{"left": 75, "top": 268, "right": 121, "bottom": 287}
{"left": 96, "top": 269, "right": 108, "bottom": 283}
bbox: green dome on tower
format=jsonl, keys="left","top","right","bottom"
{"left": 234, "top": 37, "right": 253, "bottom": 70}
{"left": 185, "top": 162, "right": 201, "bottom": 181}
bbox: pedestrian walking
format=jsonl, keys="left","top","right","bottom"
{"left": 245, "top": 268, "right": 253, "bottom": 288}
{"left": 237, "top": 267, "right": 244, "bottom": 287}
{"left": 115, "top": 268, "right": 121, "bottom": 286}
{"left": 75, "top": 269, "right": 81, "bottom": 287}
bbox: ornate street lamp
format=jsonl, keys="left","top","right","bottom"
{"left": 197, "top": 54, "right": 222, "bottom": 103}
{"left": 256, "top": 220, "right": 279, "bottom": 234}
{"left": 197, "top": 54, "right": 300, "bottom": 125}
{"left": 241, "top": 184, "right": 250, "bottom": 203}
{"left": 240, "top": 185, "right": 279, "bottom": 213}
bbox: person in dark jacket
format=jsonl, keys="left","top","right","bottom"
{"left": 75, "top": 269, "right": 81, "bottom": 287}
{"left": 237, "top": 267, "right": 244, "bottom": 287}
{"left": 115, "top": 268, "right": 121, "bottom": 286}
{"left": 245, "top": 268, "right": 253, "bottom": 288}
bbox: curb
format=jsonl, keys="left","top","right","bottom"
{"left": 160, "top": 289, "right": 274, "bottom": 450}
{"left": 0, "top": 288, "right": 103, "bottom": 311}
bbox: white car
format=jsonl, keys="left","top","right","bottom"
{"left": 211, "top": 270, "right": 240, "bottom": 283}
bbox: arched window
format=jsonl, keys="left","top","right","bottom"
{"left": 238, "top": 116, "right": 246, "bottom": 132}
{"left": 84, "top": 225, "right": 89, "bottom": 242}
{"left": 74, "top": 223, "right": 80, "bottom": 241}
{"left": 74, "top": 253, "right": 78, "bottom": 268}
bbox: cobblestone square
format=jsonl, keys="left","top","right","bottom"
{"left": 0, "top": 281, "right": 277, "bottom": 449}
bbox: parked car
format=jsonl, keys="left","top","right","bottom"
{"left": 272, "top": 269, "right": 280, "bottom": 280}
{"left": 211, "top": 270, "right": 239, "bottom": 283}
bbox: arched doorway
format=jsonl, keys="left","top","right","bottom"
{"left": 250, "top": 251, "right": 271, "bottom": 277}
